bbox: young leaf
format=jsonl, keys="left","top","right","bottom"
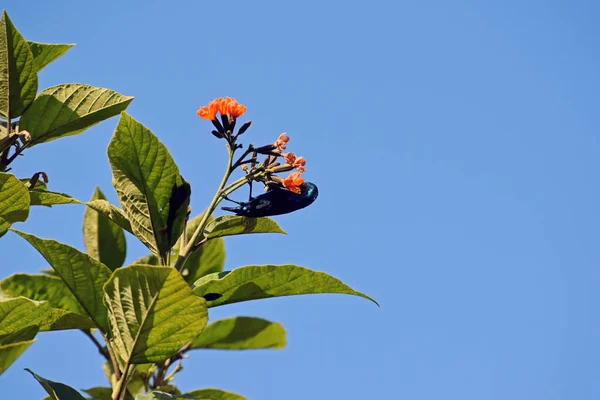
{"left": 185, "top": 389, "right": 247, "bottom": 400}
{"left": 0, "top": 173, "right": 30, "bottom": 238}
{"left": 84, "top": 187, "right": 126, "bottom": 270}
{"left": 0, "top": 11, "right": 38, "bottom": 118}
{"left": 191, "top": 317, "right": 286, "bottom": 350}
{"left": 193, "top": 265, "right": 378, "bottom": 308}
{"left": 204, "top": 215, "right": 285, "bottom": 240}
{"left": 103, "top": 265, "right": 208, "bottom": 364}
{"left": 28, "top": 41, "right": 74, "bottom": 72}
{"left": 13, "top": 230, "right": 112, "bottom": 332}
{"left": 0, "top": 340, "right": 35, "bottom": 375}
{"left": 86, "top": 199, "right": 132, "bottom": 233}
{"left": 108, "top": 113, "right": 190, "bottom": 260}
{"left": 26, "top": 369, "right": 86, "bottom": 400}
{"left": 19, "top": 84, "right": 133, "bottom": 146}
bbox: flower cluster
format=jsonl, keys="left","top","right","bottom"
{"left": 197, "top": 98, "right": 309, "bottom": 194}
{"left": 197, "top": 97, "right": 247, "bottom": 121}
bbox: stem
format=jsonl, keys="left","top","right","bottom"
{"left": 174, "top": 146, "right": 235, "bottom": 271}
{"left": 82, "top": 330, "right": 109, "bottom": 360}
{"left": 114, "top": 362, "right": 132, "bottom": 400}
{"left": 106, "top": 341, "right": 121, "bottom": 381}
{"left": 231, "top": 145, "right": 254, "bottom": 171}
{"left": 151, "top": 341, "right": 192, "bottom": 389}
{"left": 0, "top": 116, "right": 11, "bottom": 172}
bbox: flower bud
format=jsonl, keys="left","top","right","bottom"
{"left": 211, "top": 130, "right": 224, "bottom": 139}
{"left": 269, "top": 164, "right": 294, "bottom": 173}
{"left": 237, "top": 120, "right": 252, "bottom": 136}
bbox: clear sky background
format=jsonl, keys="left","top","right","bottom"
{"left": 2, "top": 1, "right": 600, "bottom": 399}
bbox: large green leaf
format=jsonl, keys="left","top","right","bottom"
{"left": 26, "top": 369, "right": 86, "bottom": 400}
{"left": 193, "top": 265, "right": 378, "bottom": 307}
{"left": 0, "top": 172, "right": 29, "bottom": 237}
{"left": 27, "top": 188, "right": 134, "bottom": 234}
{"left": 82, "top": 387, "right": 112, "bottom": 400}
{"left": 28, "top": 41, "right": 74, "bottom": 72}
{"left": 191, "top": 317, "right": 285, "bottom": 350}
{"left": 84, "top": 187, "right": 126, "bottom": 270}
{"left": 13, "top": 231, "right": 112, "bottom": 332}
{"left": 38, "top": 308, "right": 95, "bottom": 331}
{"left": 135, "top": 213, "right": 226, "bottom": 284}
{"left": 108, "top": 113, "right": 190, "bottom": 261}
{"left": 185, "top": 389, "right": 247, "bottom": 400}
{"left": 104, "top": 265, "right": 208, "bottom": 365}
{"left": 0, "top": 297, "right": 50, "bottom": 336}
{"left": 0, "top": 296, "right": 89, "bottom": 334}
{"left": 1, "top": 273, "right": 85, "bottom": 315}
{"left": 204, "top": 215, "right": 285, "bottom": 240}
{"left": 0, "top": 340, "right": 34, "bottom": 375}
{"left": 135, "top": 393, "right": 193, "bottom": 400}
{"left": 0, "top": 324, "right": 38, "bottom": 345}
{"left": 0, "top": 311, "right": 38, "bottom": 376}
{"left": 0, "top": 11, "right": 38, "bottom": 118}
{"left": 28, "top": 188, "right": 79, "bottom": 207}
{"left": 19, "top": 84, "right": 133, "bottom": 146}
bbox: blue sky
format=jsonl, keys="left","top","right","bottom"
{"left": 2, "top": 1, "right": 600, "bottom": 399}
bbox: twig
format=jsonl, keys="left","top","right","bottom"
{"left": 82, "top": 330, "right": 110, "bottom": 360}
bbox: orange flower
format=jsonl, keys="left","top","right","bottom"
{"left": 274, "top": 133, "right": 290, "bottom": 151}
{"left": 282, "top": 172, "right": 304, "bottom": 194}
{"left": 197, "top": 103, "right": 218, "bottom": 120}
{"left": 225, "top": 97, "right": 247, "bottom": 119}
{"left": 197, "top": 97, "right": 247, "bottom": 121}
{"left": 283, "top": 152, "right": 307, "bottom": 172}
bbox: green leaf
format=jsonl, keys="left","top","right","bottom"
{"left": 1, "top": 273, "right": 86, "bottom": 315}
{"left": 0, "top": 324, "right": 38, "bottom": 345}
{"left": 86, "top": 199, "right": 133, "bottom": 233}
{"left": 0, "top": 297, "right": 50, "bottom": 336}
{"left": 19, "top": 84, "right": 133, "bottom": 146}
{"left": 0, "top": 295, "right": 92, "bottom": 333}
{"left": 185, "top": 389, "right": 247, "bottom": 400}
{"left": 26, "top": 188, "right": 134, "bottom": 234}
{"left": 104, "top": 265, "right": 208, "bottom": 364}
{"left": 0, "top": 340, "right": 34, "bottom": 375}
{"left": 181, "top": 214, "right": 225, "bottom": 283}
{"left": 193, "top": 265, "right": 378, "bottom": 307}
{"left": 204, "top": 215, "right": 285, "bottom": 240}
{"left": 108, "top": 113, "right": 190, "bottom": 260}
{"left": 191, "top": 317, "right": 286, "bottom": 350}
{"left": 0, "top": 11, "right": 38, "bottom": 118}
{"left": 0, "top": 172, "right": 29, "bottom": 238}
{"left": 84, "top": 187, "right": 126, "bottom": 270}
{"left": 82, "top": 387, "right": 112, "bottom": 400}
{"left": 26, "top": 368, "right": 86, "bottom": 400}
{"left": 38, "top": 308, "right": 95, "bottom": 331}
{"left": 13, "top": 230, "right": 112, "bottom": 332}
{"left": 29, "top": 189, "right": 79, "bottom": 207}
{"left": 135, "top": 393, "right": 195, "bottom": 400}
{"left": 28, "top": 41, "right": 74, "bottom": 72}
{"left": 135, "top": 213, "right": 226, "bottom": 284}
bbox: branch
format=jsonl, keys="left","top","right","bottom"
{"left": 81, "top": 330, "right": 110, "bottom": 360}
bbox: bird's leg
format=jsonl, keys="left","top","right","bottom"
{"left": 221, "top": 193, "right": 245, "bottom": 205}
